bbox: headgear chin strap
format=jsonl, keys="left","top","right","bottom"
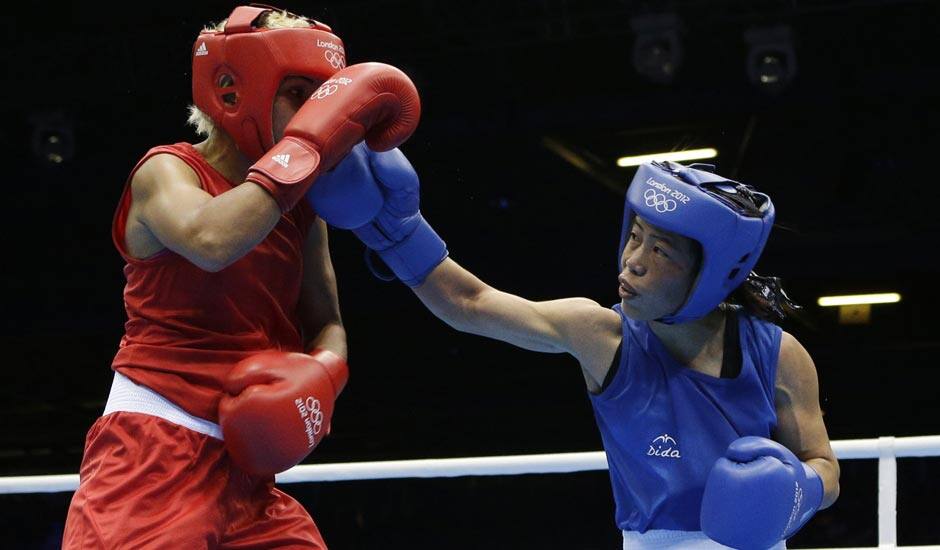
{"left": 191, "top": 5, "right": 346, "bottom": 162}
{"left": 619, "top": 161, "right": 775, "bottom": 324}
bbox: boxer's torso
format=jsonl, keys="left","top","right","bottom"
{"left": 110, "top": 142, "right": 316, "bottom": 422}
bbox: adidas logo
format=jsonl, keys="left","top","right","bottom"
{"left": 195, "top": 42, "right": 208, "bottom": 56}
{"left": 272, "top": 154, "right": 290, "bottom": 168}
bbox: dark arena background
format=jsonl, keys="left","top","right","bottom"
{"left": 3, "top": 1, "right": 940, "bottom": 548}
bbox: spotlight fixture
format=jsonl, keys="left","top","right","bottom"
{"left": 30, "top": 112, "right": 75, "bottom": 165}
{"left": 744, "top": 25, "right": 797, "bottom": 94}
{"left": 630, "top": 13, "right": 683, "bottom": 85}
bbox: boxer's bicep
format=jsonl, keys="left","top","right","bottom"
{"left": 466, "top": 291, "right": 578, "bottom": 353}
{"left": 131, "top": 154, "right": 216, "bottom": 266}
{"left": 131, "top": 153, "right": 281, "bottom": 271}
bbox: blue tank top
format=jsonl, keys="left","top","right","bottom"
{"left": 589, "top": 305, "right": 781, "bottom": 532}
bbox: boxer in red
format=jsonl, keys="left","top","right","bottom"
{"left": 62, "top": 6, "right": 420, "bottom": 548}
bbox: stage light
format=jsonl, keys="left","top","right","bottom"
{"left": 631, "top": 13, "right": 683, "bottom": 85}
{"left": 616, "top": 148, "right": 717, "bottom": 167}
{"left": 744, "top": 25, "right": 797, "bottom": 94}
{"left": 817, "top": 293, "right": 901, "bottom": 307}
{"left": 30, "top": 112, "right": 75, "bottom": 165}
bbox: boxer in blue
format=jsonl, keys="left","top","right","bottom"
{"left": 309, "top": 145, "right": 840, "bottom": 549}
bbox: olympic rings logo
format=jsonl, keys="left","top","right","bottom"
{"left": 312, "top": 85, "right": 339, "bottom": 100}
{"left": 324, "top": 50, "right": 346, "bottom": 69}
{"left": 644, "top": 188, "right": 677, "bottom": 213}
{"left": 305, "top": 397, "right": 325, "bottom": 434}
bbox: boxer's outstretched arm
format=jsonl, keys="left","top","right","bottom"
{"left": 306, "top": 145, "right": 619, "bottom": 385}
{"left": 414, "top": 258, "right": 621, "bottom": 386}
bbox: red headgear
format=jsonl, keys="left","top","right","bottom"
{"left": 191, "top": 5, "right": 346, "bottom": 161}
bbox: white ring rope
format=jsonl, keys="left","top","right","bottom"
{"left": 3, "top": 434, "right": 938, "bottom": 549}
{"left": 1, "top": 435, "right": 937, "bottom": 494}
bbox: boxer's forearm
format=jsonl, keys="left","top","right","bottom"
{"left": 305, "top": 322, "right": 347, "bottom": 360}
{"left": 175, "top": 183, "right": 282, "bottom": 272}
{"left": 299, "top": 219, "right": 345, "bottom": 358}
{"left": 413, "top": 258, "right": 489, "bottom": 332}
{"left": 134, "top": 157, "right": 282, "bottom": 272}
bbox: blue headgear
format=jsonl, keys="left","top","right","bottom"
{"left": 619, "top": 160, "right": 775, "bottom": 323}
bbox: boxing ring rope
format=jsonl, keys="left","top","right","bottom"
{"left": 2, "top": 435, "right": 938, "bottom": 549}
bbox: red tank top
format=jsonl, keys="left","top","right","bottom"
{"left": 111, "top": 142, "right": 316, "bottom": 422}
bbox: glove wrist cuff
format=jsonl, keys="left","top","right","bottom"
{"left": 308, "top": 348, "right": 349, "bottom": 396}
{"left": 247, "top": 138, "right": 323, "bottom": 212}
{"left": 783, "top": 462, "right": 824, "bottom": 538}
{"left": 375, "top": 214, "right": 448, "bottom": 286}
{"left": 803, "top": 461, "right": 824, "bottom": 510}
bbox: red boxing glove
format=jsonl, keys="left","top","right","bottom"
{"left": 219, "top": 349, "right": 349, "bottom": 477}
{"left": 247, "top": 62, "right": 421, "bottom": 212}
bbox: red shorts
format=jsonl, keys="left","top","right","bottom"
{"left": 63, "top": 412, "right": 326, "bottom": 549}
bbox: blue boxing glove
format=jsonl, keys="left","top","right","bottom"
{"left": 700, "top": 436, "right": 823, "bottom": 549}
{"left": 306, "top": 143, "right": 384, "bottom": 229}
{"left": 307, "top": 143, "right": 447, "bottom": 286}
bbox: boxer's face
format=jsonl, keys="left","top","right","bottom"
{"left": 272, "top": 76, "right": 323, "bottom": 142}
{"left": 618, "top": 216, "right": 700, "bottom": 321}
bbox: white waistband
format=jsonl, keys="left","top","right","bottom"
{"left": 622, "top": 530, "right": 786, "bottom": 550}
{"left": 104, "top": 371, "right": 224, "bottom": 440}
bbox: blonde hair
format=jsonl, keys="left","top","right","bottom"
{"left": 186, "top": 9, "right": 314, "bottom": 139}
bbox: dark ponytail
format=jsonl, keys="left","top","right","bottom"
{"left": 723, "top": 272, "right": 802, "bottom": 323}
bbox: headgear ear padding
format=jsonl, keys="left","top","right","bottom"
{"left": 192, "top": 5, "right": 346, "bottom": 161}
{"left": 620, "top": 161, "right": 775, "bottom": 323}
